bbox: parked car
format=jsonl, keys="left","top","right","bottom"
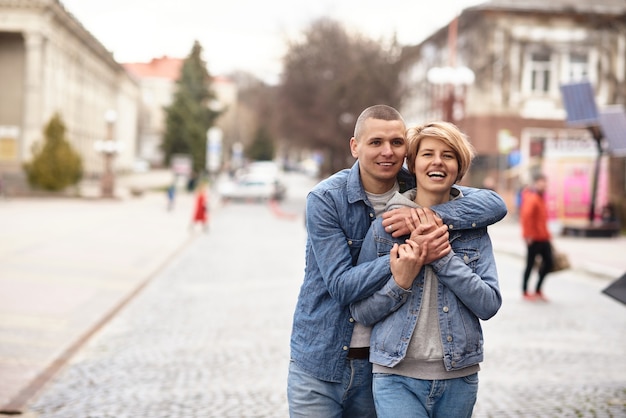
{"left": 218, "top": 162, "right": 287, "bottom": 202}
{"left": 238, "top": 161, "right": 282, "bottom": 179}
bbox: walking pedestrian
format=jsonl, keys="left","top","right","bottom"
{"left": 166, "top": 183, "right": 176, "bottom": 211}
{"left": 520, "top": 173, "right": 552, "bottom": 301}
{"left": 350, "top": 121, "right": 502, "bottom": 418}
{"left": 287, "top": 105, "right": 508, "bottom": 417}
{"left": 190, "top": 183, "right": 209, "bottom": 232}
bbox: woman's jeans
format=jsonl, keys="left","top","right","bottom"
{"left": 287, "top": 359, "right": 376, "bottom": 418}
{"left": 372, "top": 373, "right": 479, "bottom": 418}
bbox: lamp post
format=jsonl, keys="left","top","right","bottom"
{"left": 94, "top": 110, "right": 119, "bottom": 198}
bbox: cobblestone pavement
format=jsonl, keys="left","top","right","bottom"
{"left": 472, "top": 253, "right": 626, "bottom": 417}
{"left": 10, "top": 174, "right": 626, "bottom": 417}
{"left": 0, "top": 173, "right": 197, "bottom": 412}
{"left": 27, "top": 200, "right": 305, "bottom": 418}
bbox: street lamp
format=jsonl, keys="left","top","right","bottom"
{"left": 94, "top": 110, "right": 121, "bottom": 198}
{"left": 427, "top": 65, "right": 475, "bottom": 124}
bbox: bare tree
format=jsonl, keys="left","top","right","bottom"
{"left": 278, "top": 18, "right": 403, "bottom": 175}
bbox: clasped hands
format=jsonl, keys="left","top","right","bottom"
{"left": 382, "top": 207, "right": 451, "bottom": 290}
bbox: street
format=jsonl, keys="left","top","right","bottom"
{"left": 28, "top": 202, "right": 305, "bottom": 417}
{"left": 1, "top": 172, "right": 624, "bottom": 417}
{"left": 475, "top": 251, "right": 625, "bottom": 417}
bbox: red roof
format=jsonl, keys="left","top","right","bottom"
{"left": 122, "top": 56, "right": 184, "bottom": 80}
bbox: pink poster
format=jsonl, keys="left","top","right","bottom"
{"left": 562, "top": 165, "right": 591, "bottom": 218}
{"left": 542, "top": 157, "right": 609, "bottom": 221}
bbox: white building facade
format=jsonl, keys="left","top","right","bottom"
{"left": 0, "top": 0, "right": 140, "bottom": 188}
{"left": 400, "top": 0, "right": 626, "bottom": 223}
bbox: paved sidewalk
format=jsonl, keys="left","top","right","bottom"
{"left": 22, "top": 195, "right": 626, "bottom": 418}
{"left": 0, "top": 171, "right": 204, "bottom": 413}
{"left": 488, "top": 216, "right": 626, "bottom": 282}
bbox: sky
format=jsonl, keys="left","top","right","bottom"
{"left": 60, "top": 0, "right": 486, "bottom": 84}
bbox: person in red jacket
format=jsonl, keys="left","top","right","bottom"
{"left": 191, "top": 184, "right": 209, "bottom": 232}
{"left": 520, "top": 173, "right": 553, "bottom": 301}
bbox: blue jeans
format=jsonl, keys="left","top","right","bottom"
{"left": 372, "top": 373, "right": 479, "bottom": 418}
{"left": 287, "top": 359, "right": 376, "bottom": 418}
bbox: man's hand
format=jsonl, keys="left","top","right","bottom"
{"left": 383, "top": 207, "right": 442, "bottom": 238}
{"left": 406, "top": 208, "right": 451, "bottom": 264}
{"left": 390, "top": 240, "right": 427, "bottom": 290}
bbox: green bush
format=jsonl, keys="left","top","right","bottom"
{"left": 23, "top": 113, "right": 83, "bottom": 191}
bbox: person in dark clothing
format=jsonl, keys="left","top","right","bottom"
{"left": 520, "top": 173, "right": 552, "bottom": 301}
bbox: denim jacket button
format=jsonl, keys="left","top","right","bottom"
{"left": 472, "top": 222, "right": 476, "bottom": 228}
{"left": 343, "top": 346, "right": 349, "bottom": 351}
{"left": 349, "top": 317, "right": 355, "bottom": 323}
{"left": 348, "top": 240, "right": 353, "bottom": 245}
{"left": 369, "top": 212, "right": 374, "bottom": 218}
{"left": 442, "top": 306, "right": 449, "bottom": 313}
{"left": 463, "top": 255, "right": 470, "bottom": 263}
{"left": 448, "top": 224, "right": 454, "bottom": 230}
{"left": 447, "top": 335, "right": 453, "bottom": 342}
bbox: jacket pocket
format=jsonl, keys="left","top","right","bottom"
{"left": 450, "top": 228, "right": 485, "bottom": 271}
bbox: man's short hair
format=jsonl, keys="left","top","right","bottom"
{"left": 353, "top": 105, "right": 404, "bottom": 139}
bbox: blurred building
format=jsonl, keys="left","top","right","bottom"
{"left": 123, "top": 57, "right": 184, "bottom": 167}
{"left": 401, "top": 0, "right": 626, "bottom": 224}
{"left": 0, "top": 0, "right": 241, "bottom": 193}
{"left": 0, "top": 0, "right": 140, "bottom": 188}
{"left": 207, "top": 75, "right": 239, "bottom": 172}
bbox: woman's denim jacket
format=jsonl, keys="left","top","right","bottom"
{"left": 290, "top": 162, "right": 507, "bottom": 383}
{"left": 350, "top": 189, "right": 502, "bottom": 371}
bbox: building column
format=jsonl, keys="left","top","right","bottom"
{"left": 21, "top": 31, "right": 44, "bottom": 161}
{"left": 615, "top": 34, "right": 625, "bottom": 84}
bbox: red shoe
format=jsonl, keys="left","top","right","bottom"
{"left": 523, "top": 292, "right": 536, "bottom": 301}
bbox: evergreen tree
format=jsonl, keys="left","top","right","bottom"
{"left": 246, "top": 126, "right": 275, "bottom": 161}
{"left": 23, "top": 113, "right": 83, "bottom": 191}
{"left": 162, "top": 41, "right": 221, "bottom": 172}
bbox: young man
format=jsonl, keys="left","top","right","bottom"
{"left": 287, "top": 105, "right": 507, "bottom": 417}
{"left": 520, "top": 173, "right": 552, "bottom": 301}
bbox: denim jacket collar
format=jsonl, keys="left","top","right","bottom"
{"left": 347, "top": 161, "right": 416, "bottom": 205}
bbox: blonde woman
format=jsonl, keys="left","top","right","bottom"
{"left": 351, "top": 121, "right": 502, "bottom": 418}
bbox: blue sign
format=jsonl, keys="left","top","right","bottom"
{"left": 508, "top": 150, "right": 521, "bottom": 167}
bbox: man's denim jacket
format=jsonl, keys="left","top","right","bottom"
{"left": 290, "top": 161, "right": 507, "bottom": 383}
{"left": 350, "top": 189, "right": 502, "bottom": 371}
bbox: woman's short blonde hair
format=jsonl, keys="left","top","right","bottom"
{"left": 406, "top": 121, "right": 475, "bottom": 183}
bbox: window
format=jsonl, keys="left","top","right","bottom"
{"left": 530, "top": 52, "right": 551, "bottom": 93}
{"left": 568, "top": 52, "right": 589, "bottom": 81}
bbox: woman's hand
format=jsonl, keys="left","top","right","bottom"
{"left": 408, "top": 208, "right": 442, "bottom": 237}
{"left": 405, "top": 208, "right": 451, "bottom": 264}
{"left": 383, "top": 207, "right": 441, "bottom": 238}
{"left": 390, "top": 240, "right": 427, "bottom": 290}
